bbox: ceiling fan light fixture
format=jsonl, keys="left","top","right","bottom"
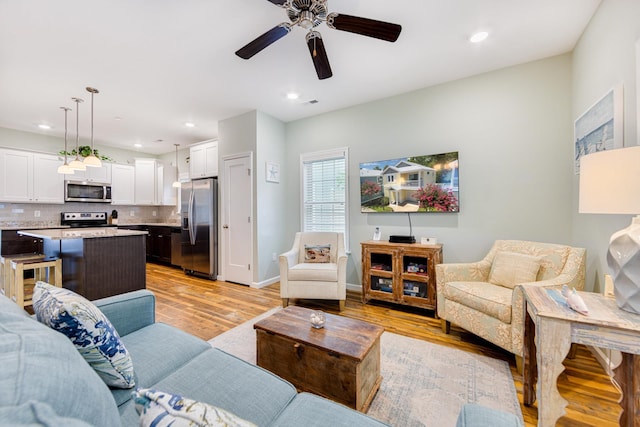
{"left": 237, "top": 1, "right": 400, "bottom": 79}
{"left": 299, "top": 11, "right": 315, "bottom": 29}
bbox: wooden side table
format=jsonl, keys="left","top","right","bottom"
{"left": 522, "top": 285, "right": 640, "bottom": 427}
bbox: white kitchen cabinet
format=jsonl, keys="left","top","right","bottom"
{"left": 135, "top": 159, "right": 158, "bottom": 205}
{"left": 65, "top": 163, "right": 112, "bottom": 183}
{"left": 0, "top": 149, "right": 64, "bottom": 203}
{"left": 158, "top": 164, "right": 177, "bottom": 206}
{"left": 111, "top": 164, "right": 135, "bottom": 205}
{"left": 33, "top": 153, "right": 65, "bottom": 203}
{"left": 189, "top": 140, "right": 218, "bottom": 178}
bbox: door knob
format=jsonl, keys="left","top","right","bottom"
{"left": 223, "top": 224, "right": 229, "bottom": 229}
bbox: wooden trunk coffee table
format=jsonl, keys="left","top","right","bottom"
{"left": 254, "top": 306, "right": 384, "bottom": 412}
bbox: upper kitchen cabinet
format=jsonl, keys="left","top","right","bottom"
{"left": 111, "top": 164, "right": 135, "bottom": 205}
{"left": 134, "top": 159, "right": 176, "bottom": 206}
{"left": 64, "top": 163, "right": 112, "bottom": 183}
{"left": 135, "top": 159, "right": 158, "bottom": 205}
{"left": 0, "top": 148, "right": 64, "bottom": 204}
{"left": 189, "top": 140, "right": 218, "bottom": 178}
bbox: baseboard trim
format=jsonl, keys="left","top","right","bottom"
{"left": 252, "top": 275, "right": 280, "bottom": 289}
{"left": 346, "top": 283, "right": 362, "bottom": 293}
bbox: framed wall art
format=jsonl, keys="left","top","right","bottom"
{"left": 574, "top": 84, "right": 623, "bottom": 174}
{"left": 266, "top": 161, "right": 280, "bottom": 183}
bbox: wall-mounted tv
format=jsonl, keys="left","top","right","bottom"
{"left": 359, "top": 151, "right": 459, "bottom": 213}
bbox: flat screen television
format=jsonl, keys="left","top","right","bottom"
{"left": 359, "top": 151, "right": 459, "bottom": 213}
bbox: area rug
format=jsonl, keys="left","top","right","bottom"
{"left": 208, "top": 309, "right": 523, "bottom": 427}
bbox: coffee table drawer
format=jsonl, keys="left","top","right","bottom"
{"left": 256, "top": 329, "right": 381, "bottom": 411}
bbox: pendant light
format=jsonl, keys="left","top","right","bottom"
{"left": 172, "top": 144, "right": 181, "bottom": 188}
{"left": 68, "top": 97, "right": 87, "bottom": 171}
{"left": 83, "top": 86, "right": 102, "bottom": 167}
{"left": 57, "top": 107, "right": 74, "bottom": 174}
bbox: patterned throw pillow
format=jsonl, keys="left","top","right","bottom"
{"left": 32, "top": 281, "right": 135, "bottom": 389}
{"left": 488, "top": 251, "right": 542, "bottom": 289}
{"left": 304, "top": 244, "right": 331, "bottom": 263}
{"left": 134, "top": 388, "right": 257, "bottom": 427}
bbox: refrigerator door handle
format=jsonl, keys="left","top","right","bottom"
{"left": 188, "top": 190, "right": 196, "bottom": 245}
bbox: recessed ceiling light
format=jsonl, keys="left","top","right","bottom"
{"left": 134, "top": 143, "right": 142, "bottom": 148}
{"left": 470, "top": 31, "right": 489, "bottom": 43}
{"left": 38, "top": 124, "right": 51, "bottom": 130}
{"left": 184, "top": 122, "right": 195, "bottom": 128}
{"left": 287, "top": 92, "right": 300, "bottom": 100}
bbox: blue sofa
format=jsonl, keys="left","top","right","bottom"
{"left": 0, "top": 289, "right": 389, "bottom": 427}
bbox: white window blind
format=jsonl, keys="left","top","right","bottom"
{"left": 301, "top": 148, "right": 349, "bottom": 241}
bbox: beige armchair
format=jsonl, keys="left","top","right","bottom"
{"left": 280, "top": 232, "right": 347, "bottom": 311}
{"left": 436, "top": 240, "right": 586, "bottom": 365}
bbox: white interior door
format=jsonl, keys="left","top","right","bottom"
{"left": 222, "top": 153, "right": 253, "bottom": 285}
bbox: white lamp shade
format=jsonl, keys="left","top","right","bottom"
{"left": 83, "top": 154, "right": 102, "bottom": 167}
{"left": 69, "top": 158, "right": 87, "bottom": 171}
{"left": 57, "top": 164, "right": 74, "bottom": 174}
{"left": 579, "top": 146, "right": 640, "bottom": 214}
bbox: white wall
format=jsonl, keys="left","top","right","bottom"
{"left": 285, "top": 54, "right": 574, "bottom": 286}
{"left": 255, "top": 111, "right": 287, "bottom": 283}
{"left": 571, "top": 0, "right": 640, "bottom": 292}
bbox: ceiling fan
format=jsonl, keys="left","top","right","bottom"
{"left": 235, "top": 0, "right": 402, "bottom": 80}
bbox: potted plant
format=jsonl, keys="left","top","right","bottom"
{"left": 59, "top": 145, "right": 113, "bottom": 162}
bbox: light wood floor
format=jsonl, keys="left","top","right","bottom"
{"left": 146, "top": 263, "right": 621, "bottom": 427}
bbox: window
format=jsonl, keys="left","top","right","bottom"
{"left": 301, "top": 147, "right": 349, "bottom": 248}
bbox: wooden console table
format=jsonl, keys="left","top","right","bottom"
{"left": 361, "top": 241, "right": 442, "bottom": 310}
{"left": 522, "top": 285, "right": 640, "bottom": 427}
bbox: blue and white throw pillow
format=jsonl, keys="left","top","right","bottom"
{"left": 32, "top": 281, "right": 135, "bottom": 389}
{"left": 134, "top": 388, "right": 256, "bottom": 427}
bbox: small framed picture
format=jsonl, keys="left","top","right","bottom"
{"left": 266, "top": 161, "right": 280, "bottom": 183}
{"left": 373, "top": 227, "right": 381, "bottom": 241}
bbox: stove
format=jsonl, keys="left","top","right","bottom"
{"left": 60, "top": 212, "right": 116, "bottom": 228}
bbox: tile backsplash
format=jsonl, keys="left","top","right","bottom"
{"left": 0, "top": 202, "right": 179, "bottom": 228}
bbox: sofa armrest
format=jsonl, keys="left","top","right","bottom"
{"left": 93, "top": 290, "right": 155, "bottom": 337}
{"left": 436, "top": 261, "right": 491, "bottom": 285}
{"left": 279, "top": 248, "right": 299, "bottom": 269}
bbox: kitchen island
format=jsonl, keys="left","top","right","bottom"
{"left": 18, "top": 228, "right": 148, "bottom": 300}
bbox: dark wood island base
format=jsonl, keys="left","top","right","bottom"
{"left": 18, "top": 228, "right": 148, "bottom": 301}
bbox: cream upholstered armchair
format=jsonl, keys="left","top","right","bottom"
{"left": 280, "top": 232, "right": 347, "bottom": 311}
{"left": 436, "top": 240, "right": 586, "bottom": 365}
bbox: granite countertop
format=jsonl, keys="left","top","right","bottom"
{"left": 0, "top": 225, "right": 71, "bottom": 231}
{"left": 18, "top": 228, "right": 149, "bottom": 240}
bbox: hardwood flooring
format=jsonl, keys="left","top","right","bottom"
{"left": 146, "top": 263, "right": 621, "bottom": 427}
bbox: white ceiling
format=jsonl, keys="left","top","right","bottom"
{"left": 0, "top": 0, "right": 601, "bottom": 155}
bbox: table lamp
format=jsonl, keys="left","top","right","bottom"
{"left": 579, "top": 146, "right": 640, "bottom": 314}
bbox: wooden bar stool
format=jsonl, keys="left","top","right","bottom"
{"left": 0, "top": 253, "right": 45, "bottom": 297}
{"left": 9, "top": 257, "right": 62, "bottom": 308}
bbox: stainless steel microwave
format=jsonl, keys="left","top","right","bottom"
{"left": 65, "top": 181, "right": 112, "bottom": 203}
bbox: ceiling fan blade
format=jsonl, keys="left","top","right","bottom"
{"left": 327, "top": 13, "right": 402, "bottom": 42}
{"left": 306, "top": 31, "right": 332, "bottom": 80}
{"left": 235, "top": 23, "right": 291, "bottom": 59}
{"left": 266, "top": 0, "right": 287, "bottom": 5}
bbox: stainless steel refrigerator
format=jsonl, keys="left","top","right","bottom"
{"left": 181, "top": 178, "right": 218, "bottom": 279}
